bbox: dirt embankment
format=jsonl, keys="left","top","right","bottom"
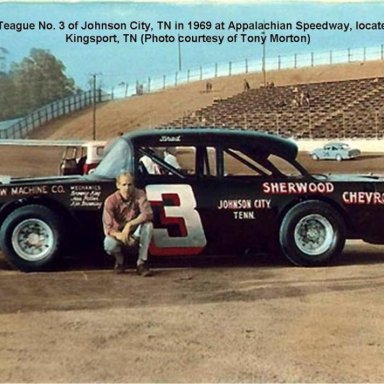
{"left": 28, "top": 60, "right": 384, "bottom": 141}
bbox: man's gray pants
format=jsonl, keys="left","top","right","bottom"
{"left": 104, "top": 222, "right": 154, "bottom": 266}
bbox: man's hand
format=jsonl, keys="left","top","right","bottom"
{"left": 122, "top": 223, "right": 132, "bottom": 245}
{"left": 113, "top": 231, "right": 125, "bottom": 243}
{"left": 113, "top": 225, "right": 137, "bottom": 247}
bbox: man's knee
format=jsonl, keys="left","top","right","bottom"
{"left": 104, "top": 236, "right": 122, "bottom": 255}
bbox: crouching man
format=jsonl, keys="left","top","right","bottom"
{"left": 102, "top": 171, "right": 154, "bottom": 276}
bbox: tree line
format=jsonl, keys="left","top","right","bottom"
{"left": 0, "top": 48, "right": 78, "bottom": 121}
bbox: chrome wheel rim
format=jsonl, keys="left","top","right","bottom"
{"left": 294, "top": 214, "right": 334, "bottom": 256}
{"left": 12, "top": 219, "right": 54, "bottom": 261}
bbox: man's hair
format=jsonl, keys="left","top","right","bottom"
{"left": 116, "top": 171, "right": 134, "bottom": 184}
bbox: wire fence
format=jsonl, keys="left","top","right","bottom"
{"left": 112, "top": 44, "right": 384, "bottom": 99}
{"left": 0, "top": 89, "right": 111, "bottom": 139}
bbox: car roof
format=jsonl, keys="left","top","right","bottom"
{"left": 122, "top": 128, "right": 298, "bottom": 161}
{"left": 83, "top": 140, "right": 107, "bottom": 147}
{"left": 325, "top": 142, "right": 349, "bottom": 146}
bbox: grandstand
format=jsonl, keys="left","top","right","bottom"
{"left": 16, "top": 60, "right": 384, "bottom": 141}
{"left": 161, "top": 76, "right": 384, "bottom": 140}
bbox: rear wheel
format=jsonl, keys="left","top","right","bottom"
{"left": 312, "top": 154, "right": 319, "bottom": 161}
{"left": 0, "top": 205, "right": 64, "bottom": 271}
{"left": 279, "top": 200, "right": 345, "bottom": 266}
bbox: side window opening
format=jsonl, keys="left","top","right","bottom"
{"left": 267, "top": 154, "right": 302, "bottom": 177}
{"left": 137, "top": 146, "right": 196, "bottom": 177}
{"left": 221, "top": 147, "right": 302, "bottom": 178}
{"left": 223, "top": 148, "right": 271, "bottom": 177}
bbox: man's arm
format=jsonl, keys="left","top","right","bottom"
{"left": 122, "top": 190, "right": 153, "bottom": 239}
{"left": 103, "top": 196, "right": 125, "bottom": 241}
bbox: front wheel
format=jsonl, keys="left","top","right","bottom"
{"left": 279, "top": 200, "right": 345, "bottom": 266}
{"left": 0, "top": 205, "right": 64, "bottom": 271}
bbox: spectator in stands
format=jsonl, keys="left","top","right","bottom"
{"left": 206, "top": 81, "right": 212, "bottom": 93}
{"left": 291, "top": 97, "right": 299, "bottom": 108}
{"left": 304, "top": 91, "right": 311, "bottom": 107}
{"left": 299, "top": 91, "right": 305, "bottom": 106}
{"left": 243, "top": 79, "right": 251, "bottom": 92}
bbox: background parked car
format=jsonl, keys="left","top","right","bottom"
{"left": 310, "top": 142, "right": 361, "bottom": 161}
{"left": 59, "top": 140, "right": 106, "bottom": 175}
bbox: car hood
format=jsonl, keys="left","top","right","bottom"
{"left": 0, "top": 174, "right": 88, "bottom": 186}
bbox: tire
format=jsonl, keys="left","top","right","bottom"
{"left": 336, "top": 154, "right": 342, "bottom": 162}
{"left": 279, "top": 200, "right": 345, "bottom": 267}
{"left": 312, "top": 154, "right": 319, "bottom": 161}
{"left": 0, "top": 205, "right": 64, "bottom": 272}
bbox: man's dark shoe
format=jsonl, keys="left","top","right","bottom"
{"left": 136, "top": 263, "right": 152, "bottom": 277}
{"left": 114, "top": 263, "right": 125, "bottom": 274}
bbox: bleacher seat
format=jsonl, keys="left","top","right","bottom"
{"left": 158, "top": 77, "right": 384, "bottom": 139}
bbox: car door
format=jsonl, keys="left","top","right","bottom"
{"left": 205, "top": 145, "right": 278, "bottom": 253}
{"left": 135, "top": 145, "right": 209, "bottom": 256}
{"left": 322, "top": 145, "right": 332, "bottom": 159}
{"left": 135, "top": 144, "right": 275, "bottom": 256}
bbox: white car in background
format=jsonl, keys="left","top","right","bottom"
{"left": 311, "top": 142, "right": 361, "bottom": 161}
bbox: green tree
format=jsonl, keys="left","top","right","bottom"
{"left": 0, "top": 72, "right": 16, "bottom": 119}
{"left": 0, "top": 47, "right": 9, "bottom": 73}
{"left": 10, "top": 48, "right": 76, "bottom": 115}
{"left": 0, "top": 48, "right": 18, "bottom": 119}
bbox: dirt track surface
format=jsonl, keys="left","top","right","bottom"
{"left": 1, "top": 146, "right": 384, "bottom": 382}
{"left": 1, "top": 243, "right": 384, "bottom": 382}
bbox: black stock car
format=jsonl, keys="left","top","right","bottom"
{"left": 0, "top": 128, "right": 383, "bottom": 272}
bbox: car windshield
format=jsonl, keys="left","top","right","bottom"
{"left": 93, "top": 139, "right": 133, "bottom": 178}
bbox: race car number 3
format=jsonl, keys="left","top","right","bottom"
{"left": 146, "top": 184, "right": 207, "bottom": 255}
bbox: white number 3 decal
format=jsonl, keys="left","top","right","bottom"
{"left": 146, "top": 184, "right": 207, "bottom": 255}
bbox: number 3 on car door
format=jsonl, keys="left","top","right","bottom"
{"left": 146, "top": 184, "right": 207, "bottom": 255}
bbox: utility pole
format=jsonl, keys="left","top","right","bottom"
{"left": 92, "top": 74, "right": 97, "bottom": 140}
{"left": 262, "top": 31, "right": 266, "bottom": 87}
{"left": 178, "top": 34, "right": 182, "bottom": 72}
{"left": 91, "top": 73, "right": 102, "bottom": 140}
